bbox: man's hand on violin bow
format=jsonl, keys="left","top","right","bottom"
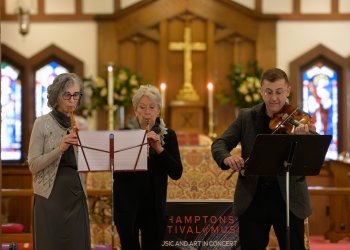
{"left": 224, "top": 155, "right": 244, "bottom": 171}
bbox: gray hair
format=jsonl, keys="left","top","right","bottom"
{"left": 47, "top": 73, "right": 84, "bottom": 109}
{"left": 132, "top": 85, "right": 162, "bottom": 110}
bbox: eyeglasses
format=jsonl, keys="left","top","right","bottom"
{"left": 62, "top": 92, "right": 82, "bottom": 100}
{"left": 262, "top": 89, "right": 287, "bottom": 98}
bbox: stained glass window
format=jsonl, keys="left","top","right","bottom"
{"left": 35, "top": 61, "right": 68, "bottom": 117}
{"left": 302, "top": 64, "right": 338, "bottom": 159}
{"left": 1, "top": 62, "right": 22, "bottom": 160}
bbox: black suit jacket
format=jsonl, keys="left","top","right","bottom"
{"left": 211, "top": 103, "right": 311, "bottom": 219}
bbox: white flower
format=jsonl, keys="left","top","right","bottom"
{"left": 254, "top": 78, "right": 260, "bottom": 88}
{"left": 121, "top": 87, "right": 127, "bottom": 96}
{"left": 85, "top": 87, "right": 93, "bottom": 97}
{"left": 100, "top": 87, "right": 107, "bottom": 97}
{"left": 130, "top": 75, "right": 138, "bottom": 86}
{"left": 95, "top": 77, "right": 106, "bottom": 88}
{"left": 118, "top": 70, "right": 128, "bottom": 82}
{"left": 253, "top": 93, "right": 261, "bottom": 101}
{"left": 238, "top": 84, "right": 248, "bottom": 95}
{"left": 245, "top": 95, "right": 252, "bottom": 103}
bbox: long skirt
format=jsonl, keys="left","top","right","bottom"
{"left": 33, "top": 167, "right": 91, "bottom": 250}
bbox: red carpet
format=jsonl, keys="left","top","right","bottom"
{"left": 309, "top": 235, "right": 350, "bottom": 250}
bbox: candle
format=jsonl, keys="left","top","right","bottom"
{"left": 207, "top": 82, "right": 214, "bottom": 113}
{"left": 107, "top": 65, "right": 114, "bottom": 106}
{"left": 160, "top": 83, "right": 166, "bottom": 108}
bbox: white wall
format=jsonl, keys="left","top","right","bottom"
{"left": 277, "top": 21, "right": 350, "bottom": 74}
{"left": 1, "top": 21, "right": 97, "bottom": 78}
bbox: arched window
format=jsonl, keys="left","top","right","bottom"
{"left": 1, "top": 62, "right": 22, "bottom": 160}
{"left": 302, "top": 63, "right": 338, "bottom": 159}
{"left": 290, "top": 44, "right": 349, "bottom": 160}
{"left": 1, "top": 44, "right": 83, "bottom": 165}
{"left": 35, "top": 62, "right": 69, "bottom": 117}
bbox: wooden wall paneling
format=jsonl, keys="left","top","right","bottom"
{"left": 256, "top": 21, "right": 277, "bottom": 70}
{"left": 2, "top": 168, "right": 32, "bottom": 233}
{"left": 214, "top": 39, "right": 236, "bottom": 135}
{"left": 119, "top": 40, "right": 137, "bottom": 69}
{"left": 96, "top": 0, "right": 277, "bottom": 134}
{"left": 187, "top": 0, "right": 258, "bottom": 41}
{"left": 98, "top": 22, "right": 117, "bottom": 77}
{"left": 189, "top": 18, "right": 207, "bottom": 101}
{"left": 112, "top": 0, "right": 188, "bottom": 42}
{"left": 206, "top": 20, "right": 215, "bottom": 134}
{"left": 158, "top": 20, "right": 169, "bottom": 84}
{"left": 167, "top": 18, "right": 186, "bottom": 103}
{"left": 236, "top": 40, "right": 256, "bottom": 71}
{"left": 206, "top": 20, "right": 215, "bottom": 83}
{"left": 307, "top": 168, "right": 332, "bottom": 235}
{"left": 158, "top": 20, "right": 169, "bottom": 123}
{"left": 137, "top": 38, "right": 159, "bottom": 85}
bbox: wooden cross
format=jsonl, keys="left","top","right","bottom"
{"left": 169, "top": 27, "right": 207, "bottom": 101}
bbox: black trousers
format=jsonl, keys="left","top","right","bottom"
{"left": 115, "top": 203, "right": 163, "bottom": 250}
{"left": 238, "top": 183, "right": 305, "bottom": 250}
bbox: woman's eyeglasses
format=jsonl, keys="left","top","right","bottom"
{"left": 62, "top": 92, "right": 82, "bottom": 100}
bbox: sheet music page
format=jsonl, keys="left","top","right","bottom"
{"left": 77, "top": 130, "right": 147, "bottom": 172}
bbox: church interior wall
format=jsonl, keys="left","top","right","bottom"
{"left": 277, "top": 20, "right": 350, "bottom": 74}
{"left": 3, "top": 20, "right": 350, "bottom": 82}
{"left": 1, "top": 21, "right": 98, "bottom": 78}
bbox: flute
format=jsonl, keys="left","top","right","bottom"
{"left": 68, "top": 108, "right": 78, "bottom": 134}
{"left": 146, "top": 119, "right": 150, "bottom": 157}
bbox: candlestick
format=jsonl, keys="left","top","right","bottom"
{"left": 207, "top": 82, "right": 216, "bottom": 138}
{"left": 207, "top": 82, "right": 213, "bottom": 113}
{"left": 107, "top": 63, "right": 114, "bottom": 131}
{"left": 160, "top": 82, "right": 166, "bottom": 117}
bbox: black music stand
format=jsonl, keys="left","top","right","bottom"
{"left": 243, "top": 134, "right": 332, "bottom": 250}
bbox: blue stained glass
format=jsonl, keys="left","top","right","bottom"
{"left": 35, "top": 61, "right": 68, "bottom": 117}
{"left": 302, "top": 65, "right": 338, "bottom": 159}
{"left": 1, "top": 62, "right": 22, "bottom": 160}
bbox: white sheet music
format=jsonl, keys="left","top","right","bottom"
{"left": 77, "top": 130, "right": 148, "bottom": 172}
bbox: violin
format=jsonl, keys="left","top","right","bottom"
{"left": 269, "top": 104, "right": 318, "bottom": 134}
{"left": 227, "top": 104, "right": 317, "bottom": 180}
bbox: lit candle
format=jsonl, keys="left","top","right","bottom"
{"left": 107, "top": 65, "right": 114, "bottom": 106}
{"left": 160, "top": 82, "right": 166, "bottom": 109}
{"left": 207, "top": 82, "right": 214, "bottom": 113}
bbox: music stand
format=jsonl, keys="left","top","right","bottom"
{"left": 75, "top": 130, "right": 148, "bottom": 250}
{"left": 243, "top": 134, "right": 332, "bottom": 250}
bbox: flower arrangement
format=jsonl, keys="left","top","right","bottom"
{"left": 218, "top": 61, "right": 263, "bottom": 108}
{"left": 79, "top": 68, "right": 141, "bottom": 117}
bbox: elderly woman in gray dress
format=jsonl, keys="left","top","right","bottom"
{"left": 28, "top": 73, "right": 90, "bottom": 250}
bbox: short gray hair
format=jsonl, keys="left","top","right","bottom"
{"left": 47, "top": 73, "right": 84, "bottom": 109}
{"left": 132, "top": 85, "right": 161, "bottom": 110}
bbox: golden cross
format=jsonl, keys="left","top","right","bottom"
{"left": 169, "top": 27, "right": 207, "bottom": 101}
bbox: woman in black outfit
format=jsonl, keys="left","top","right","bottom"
{"left": 114, "top": 85, "right": 183, "bottom": 250}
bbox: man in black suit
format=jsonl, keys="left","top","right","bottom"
{"left": 211, "top": 68, "right": 312, "bottom": 250}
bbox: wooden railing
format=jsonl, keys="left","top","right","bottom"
{"left": 2, "top": 185, "right": 350, "bottom": 243}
